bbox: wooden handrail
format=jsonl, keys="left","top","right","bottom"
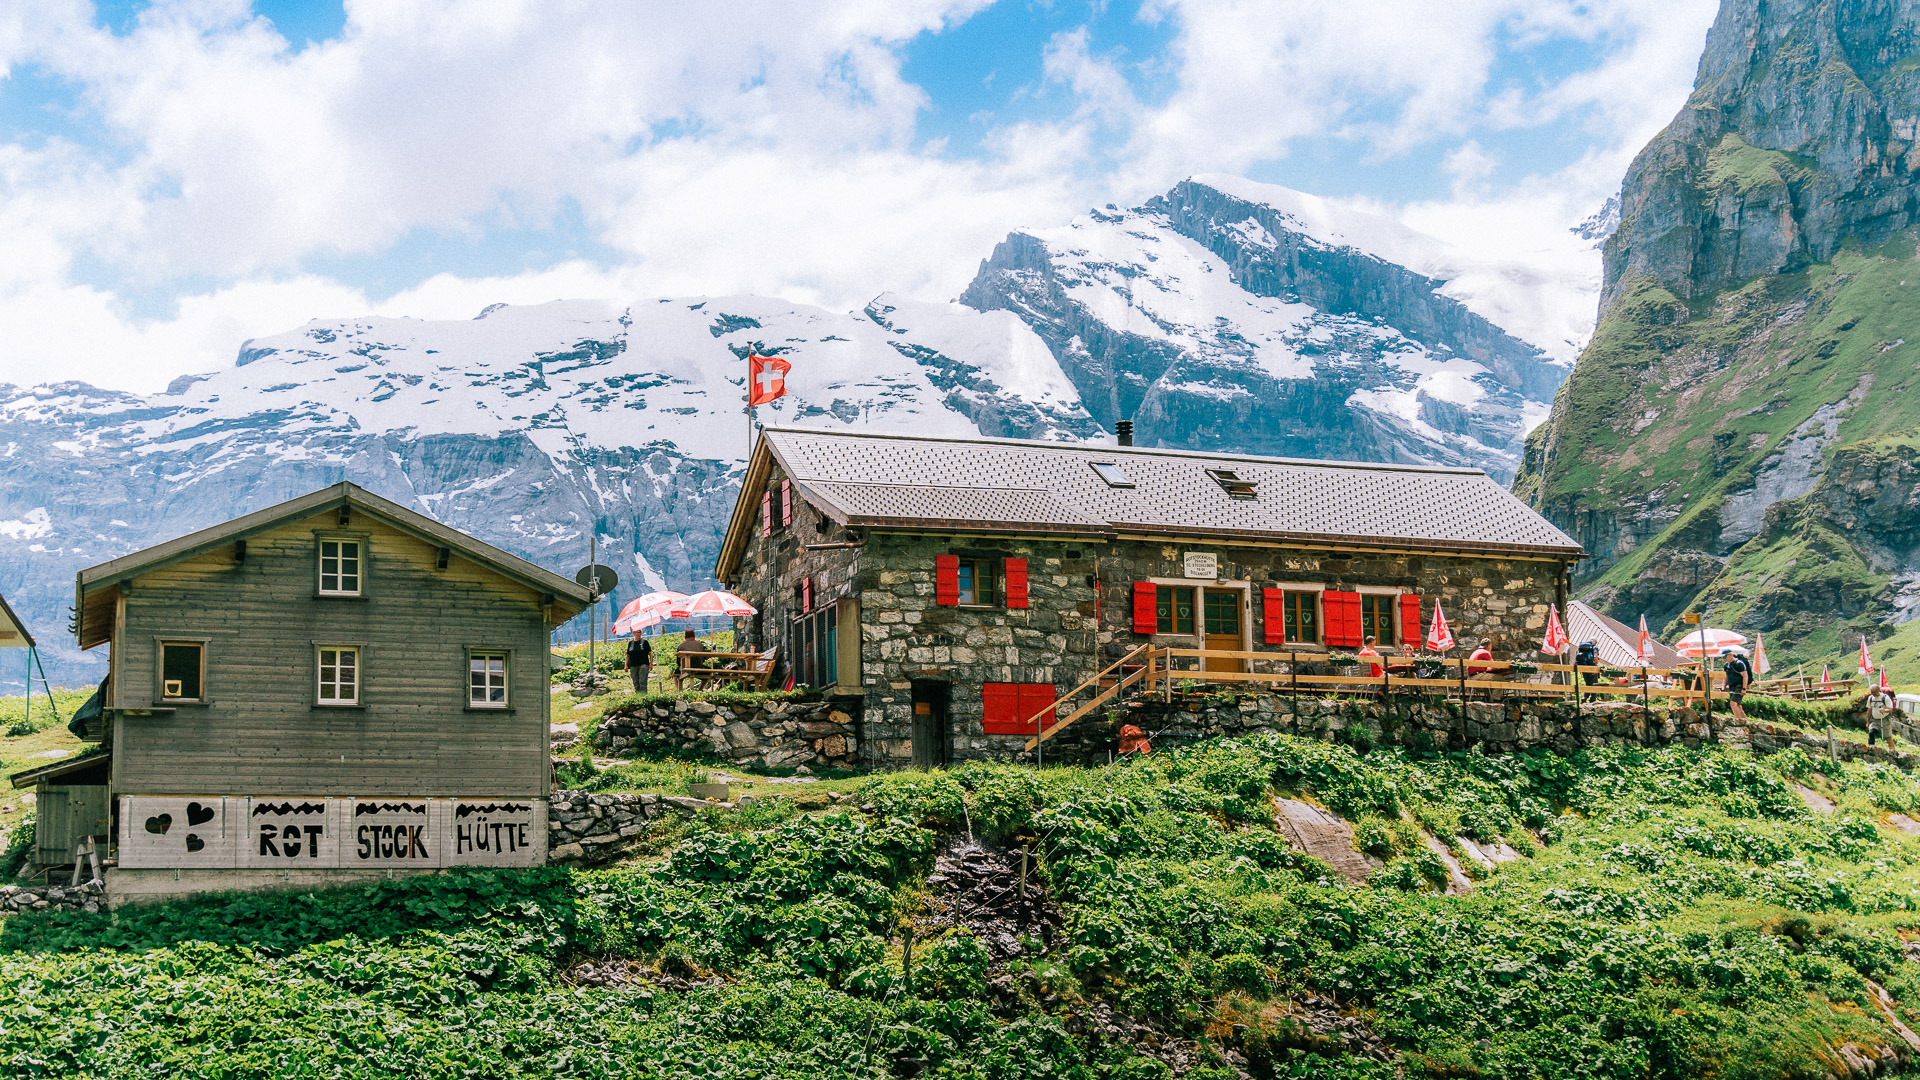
{"left": 1024, "top": 659, "right": 1157, "bottom": 751}
{"left": 1013, "top": 641, "right": 1156, "bottom": 737}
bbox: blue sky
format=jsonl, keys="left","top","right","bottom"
{"left": 0, "top": 0, "right": 1718, "bottom": 390}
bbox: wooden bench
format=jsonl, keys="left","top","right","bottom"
{"left": 676, "top": 648, "right": 780, "bottom": 691}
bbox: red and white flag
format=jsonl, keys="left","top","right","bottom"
{"left": 1881, "top": 666, "right": 1892, "bottom": 693}
{"left": 1859, "top": 635, "right": 1874, "bottom": 675}
{"left": 1425, "top": 602, "right": 1455, "bottom": 652}
{"left": 1541, "top": 606, "right": 1570, "bottom": 655}
{"left": 1636, "top": 614, "right": 1654, "bottom": 663}
{"left": 748, "top": 354, "right": 791, "bottom": 406}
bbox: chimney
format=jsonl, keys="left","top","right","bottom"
{"left": 1116, "top": 419, "right": 1134, "bottom": 447}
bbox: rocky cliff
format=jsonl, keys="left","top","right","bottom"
{"left": 1519, "top": 0, "right": 1920, "bottom": 674}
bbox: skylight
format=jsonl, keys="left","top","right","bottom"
{"left": 1090, "top": 461, "right": 1134, "bottom": 488}
{"left": 1207, "top": 468, "right": 1257, "bottom": 499}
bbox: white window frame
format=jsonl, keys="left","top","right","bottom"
{"left": 317, "top": 645, "right": 361, "bottom": 705}
{"left": 318, "top": 537, "right": 364, "bottom": 596}
{"left": 1269, "top": 581, "right": 1326, "bottom": 647}
{"left": 468, "top": 650, "right": 510, "bottom": 709}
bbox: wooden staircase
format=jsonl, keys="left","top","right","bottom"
{"left": 1022, "top": 643, "right": 1162, "bottom": 752}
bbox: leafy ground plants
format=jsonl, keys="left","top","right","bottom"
{"left": 5, "top": 735, "right": 1920, "bottom": 1079}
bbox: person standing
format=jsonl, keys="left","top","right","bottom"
{"left": 625, "top": 633, "right": 653, "bottom": 693}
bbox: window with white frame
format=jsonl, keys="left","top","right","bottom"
{"left": 469, "top": 651, "right": 508, "bottom": 707}
{"left": 318, "top": 647, "right": 360, "bottom": 704}
{"left": 319, "top": 538, "right": 363, "bottom": 595}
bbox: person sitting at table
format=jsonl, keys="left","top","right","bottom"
{"left": 672, "top": 628, "right": 708, "bottom": 689}
{"left": 1359, "top": 636, "right": 1384, "bottom": 678}
{"left": 1467, "top": 637, "right": 1495, "bottom": 677}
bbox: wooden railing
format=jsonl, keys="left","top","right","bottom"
{"left": 1021, "top": 642, "right": 1159, "bottom": 752}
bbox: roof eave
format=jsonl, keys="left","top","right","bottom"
{"left": 1109, "top": 522, "right": 1585, "bottom": 559}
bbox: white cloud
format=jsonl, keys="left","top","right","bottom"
{"left": 0, "top": 0, "right": 1720, "bottom": 392}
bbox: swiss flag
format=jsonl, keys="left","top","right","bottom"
{"left": 748, "top": 354, "right": 791, "bottom": 406}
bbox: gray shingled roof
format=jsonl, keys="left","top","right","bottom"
{"left": 759, "top": 428, "right": 1582, "bottom": 557}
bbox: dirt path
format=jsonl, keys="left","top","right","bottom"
{"left": 1795, "top": 784, "right": 1837, "bottom": 815}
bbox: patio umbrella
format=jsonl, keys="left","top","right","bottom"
{"left": 1425, "top": 602, "right": 1455, "bottom": 652}
{"left": 1672, "top": 628, "right": 1747, "bottom": 658}
{"left": 612, "top": 591, "right": 688, "bottom": 636}
{"left": 1859, "top": 635, "right": 1874, "bottom": 675}
{"left": 1753, "top": 632, "right": 1772, "bottom": 676}
{"left": 1636, "top": 615, "right": 1655, "bottom": 664}
{"left": 669, "top": 589, "right": 758, "bottom": 619}
{"left": 1541, "top": 606, "right": 1570, "bottom": 655}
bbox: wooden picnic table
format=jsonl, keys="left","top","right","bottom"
{"left": 675, "top": 649, "right": 778, "bottom": 690}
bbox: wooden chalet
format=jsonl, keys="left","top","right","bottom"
{"left": 15, "top": 482, "right": 589, "bottom": 899}
{"left": 716, "top": 427, "right": 1584, "bottom": 767}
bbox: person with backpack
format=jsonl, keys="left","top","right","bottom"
{"left": 1576, "top": 641, "right": 1600, "bottom": 685}
{"left": 625, "top": 633, "right": 654, "bottom": 693}
{"left": 1723, "top": 651, "right": 1751, "bottom": 702}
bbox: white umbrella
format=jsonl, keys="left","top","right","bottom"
{"left": 612, "top": 591, "right": 688, "bottom": 635}
{"left": 669, "top": 589, "right": 757, "bottom": 619}
{"left": 1673, "top": 628, "right": 1747, "bottom": 658}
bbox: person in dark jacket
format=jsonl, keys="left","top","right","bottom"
{"left": 625, "top": 633, "right": 653, "bottom": 693}
{"left": 1576, "top": 641, "right": 1600, "bottom": 685}
{"left": 1723, "top": 652, "right": 1751, "bottom": 701}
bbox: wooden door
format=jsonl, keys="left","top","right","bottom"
{"left": 910, "top": 681, "right": 951, "bottom": 770}
{"left": 1203, "top": 590, "right": 1243, "bottom": 672}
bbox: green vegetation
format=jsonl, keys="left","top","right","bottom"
{"left": 1, "top": 688, "right": 93, "bottom": 866}
{"left": 6, "top": 734, "right": 1920, "bottom": 1078}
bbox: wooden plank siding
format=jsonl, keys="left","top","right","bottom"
{"left": 109, "top": 510, "right": 551, "bottom": 798}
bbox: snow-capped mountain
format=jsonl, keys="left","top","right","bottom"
{"left": 961, "top": 177, "right": 1574, "bottom": 475}
{"left": 0, "top": 176, "right": 1590, "bottom": 685}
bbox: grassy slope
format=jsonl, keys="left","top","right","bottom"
{"left": 0, "top": 689, "right": 94, "bottom": 866}
{"left": 6, "top": 735, "right": 1920, "bottom": 1079}
{"left": 1526, "top": 237, "right": 1920, "bottom": 675}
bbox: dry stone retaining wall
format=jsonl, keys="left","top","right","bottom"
{"left": 547, "top": 790, "right": 733, "bottom": 866}
{"left": 2, "top": 880, "right": 105, "bottom": 914}
{"left": 593, "top": 696, "right": 859, "bottom": 772}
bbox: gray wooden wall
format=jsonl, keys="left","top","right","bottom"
{"left": 109, "top": 510, "right": 550, "bottom": 798}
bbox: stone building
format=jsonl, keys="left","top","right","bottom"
{"left": 715, "top": 427, "right": 1583, "bottom": 767}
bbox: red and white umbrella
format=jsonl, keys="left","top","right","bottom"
{"left": 1859, "top": 635, "right": 1874, "bottom": 675}
{"left": 1425, "top": 602, "right": 1455, "bottom": 652}
{"left": 1673, "top": 627, "right": 1747, "bottom": 658}
{"left": 1540, "top": 606, "right": 1570, "bottom": 655}
{"left": 1822, "top": 664, "right": 1833, "bottom": 691}
{"left": 669, "top": 589, "right": 757, "bottom": 619}
{"left": 1753, "top": 632, "right": 1772, "bottom": 676}
{"left": 612, "top": 591, "right": 688, "bottom": 635}
{"left": 1636, "top": 614, "right": 1655, "bottom": 664}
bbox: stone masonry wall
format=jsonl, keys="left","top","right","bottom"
{"left": 1, "top": 880, "right": 106, "bottom": 914}
{"left": 547, "top": 791, "right": 726, "bottom": 865}
{"left": 594, "top": 695, "right": 860, "bottom": 771}
{"left": 726, "top": 460, "right": 864, "bottom": 671}
{"left": 1042, "top": 692, "right": 1914, "bottom": 769}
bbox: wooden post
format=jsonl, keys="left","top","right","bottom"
{"left": 1458, "top": 657, "right": 1467, "bottom": 704}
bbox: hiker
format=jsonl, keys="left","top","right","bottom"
{"left": 1576, "top": 641, "right": 1600, "bottom": 685}
{"left": 625, "top": 632, "right": 653, "bottom": 693}
{"left": 1118, "top": 724, "right": 1153, "bottom": 755}
{"left": 1722, "top": 650, "right": 1751, "bottom": 703}
{"left": 672, "top": 628, "right": 708, "bottom": 690}
{"left": 1359, "top": 636, "right": 1384, "bottom": 678}
{"left": 1467, "top": 637, "right": 1495, "bottom": 679}
{"left": 1868, "top": 687, "right": 1896, "bottom": 744}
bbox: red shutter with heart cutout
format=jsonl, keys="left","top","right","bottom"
{"left": 1132, "top": 582, "right": 1157, "bottom": 634}
{"left": 935, "top": 555, "right": 959, "bottom": 606}
{"left": 1399, "top": 594, "right": 1423, "bottom": 649}
{"left": 1262, "top": 588, "right": 1285, "bottom": 644}
{"left": 1323, "top": 591, "right": 1363, "bottom": 648}
{"left": 1004, "top": 558, "right": 1029, "bottom": 608}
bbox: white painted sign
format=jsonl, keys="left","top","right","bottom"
{"left": 1184, "top": 551, "right": 1219, "bottom": 579}
{"left": 118, "top": 796, "right": 543, "bottom": 870}
{"left": 345, "top": 799, "right": 444, "bottom": 868}
{"left": 245, "top": 798, "right": 338, "bottom": 868}
{"left": 448, "top": 800, "right": 544, "bottom": 867}
{"left": 120, "top": 796, "right": 238, "bottom": 868}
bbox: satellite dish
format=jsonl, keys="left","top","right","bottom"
{"left": 574, "top": 563, "right": 619, "bottom": 598}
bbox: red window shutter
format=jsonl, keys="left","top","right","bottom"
{"left": 1262, "top": 588, "right": 1285, "bottom": 644}
{"left": 1324, "top": 590, "right": 1362, "bottom": 648}
{"left": 1399, "top": 594, "right": 1423, "bottom": 649}
{"left": 982, "top": 682, "right": 1018, "bottom": 733}
{"left": 760, "top": 491, "right": 772, "bottom": 537}
{"left": 1132, "top": 581, "right": 1157, "bottom": 634}
{"left": 780, "top": 479, "right": 792, "bottom": 526}
{"left": 1018, "top": 684, "right": 1056, "bottom": 733}
{"left": 802, "top": 576, "right": 814, "bottom": 611}
{"left": 935, "top": 555, "right": 960, "bottom": 606}
{"left": 1004, "top": 558, "right": 1029, "bottom": 608}
{"left": 983, "top": 683, "right": 1057, "bottom": 735}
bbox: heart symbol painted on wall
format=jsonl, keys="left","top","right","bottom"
{"left": 144, "top": 814, "right": 172, "bottom": 835}
{"left": 185, "top": 835, "right": 205, "bottom": 853}
{"left": 186, "top": 802, "right": 215, "bottom": 826}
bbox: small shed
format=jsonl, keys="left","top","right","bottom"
{"left": 10, "top": 752, "right": 111, "bottom": 868}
